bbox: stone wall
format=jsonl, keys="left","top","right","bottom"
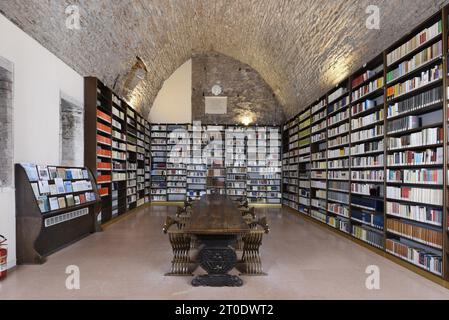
{"left": 0, "top": 57, "right": 13, "bottom": 189}
{"left": 59, "top": 93, "right": 84, "bottom": 167}
{"left": 192, "top": 52, "right": 284, "bottom": 125}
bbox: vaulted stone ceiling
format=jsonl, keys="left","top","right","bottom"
{"left": 0, "top": 0, "right": 447, "bottom": 119}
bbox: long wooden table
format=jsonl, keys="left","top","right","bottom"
{"left": 184, "top": 194, "right": 250, "bottom": 287}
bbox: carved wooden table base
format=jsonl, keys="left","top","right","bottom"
{"left": 191, "top": 235, "right": 243, "bottom": 287}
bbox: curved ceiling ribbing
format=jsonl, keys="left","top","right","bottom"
{"left": 0, "top": 0, "right": 447, "bottom": 118}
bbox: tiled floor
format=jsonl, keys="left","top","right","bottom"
{"left": 1, "top": 205, "right": 449, "bottom": 300}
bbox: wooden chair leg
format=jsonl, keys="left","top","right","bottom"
{"left": 240, "top": 232, "right": 267, "bottom": 276}
{"left": 166, "top": 233, "right": 193, "bottom": 276}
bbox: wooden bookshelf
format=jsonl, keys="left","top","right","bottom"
{"left": 149, "top": 123, "right": 281, "bottom": 204}
{"left": 282, "top": 7, "right": 449, "bottom": 281}
{"left": 297, "top": 107, "right": 312, "bottom": 214}
{"left": 225, "top": 125, "right": 247, "bottom": 201}
{"left": 85, "top": 77, "right": 151, "bottom": 223}
{"left": 167, "top": 124, "right": 189, "bottom": 202}
{"left": 187, "top": 122, "right": 207, "bottom": 200}
{"left": 309, "top": 97, "right": 328, "bottom": 218}
{"left": 150, "top": 124, "right": 168, "bottom": 202}
{"left": 85, "top": 77, "right": 114, "bottom": 223}
{"left": 282, "top": 116, "right": 300, "bottom": 210}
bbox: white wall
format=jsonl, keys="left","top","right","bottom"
{"left": 149, "top": 59, "right": 192, "bottom": 123}
{"left": 0, "top": 14, "right": 84, "bottom": 269}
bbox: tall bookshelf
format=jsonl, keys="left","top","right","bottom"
{"left": 297, "top": 108, "right": 311, "bottom": 214}
{"left": 187, "top": 122, "right": 207, "bottom": 200}
{"left": 205, "top": 125, "right": 226, "bottom": 195}
{"left": 125, "top": 106, "right": 138, "bottom": 210}
{"left": 85, "top": 78, "right": 114, "bottom": 223}
{"left": 167, "top": 124, "right": 189, "bottom": 202}
{"left": 266, "top": 126, "right": 282, "bottom": 204}
{"left": 281, "top": 7, "right": 449, "bottom": 282}
{"left": 144, "top": 121, "right": 152, "bottom": 203}
{"left": 282, "top": 117, "right": 299, "bottom": 209}
{"left": 111, "top": 94, "right": 128, "bottom": 217}
{"left": 150, "top": 124, "right": 167, "bottom": 202}
{"left": 225, "top": 126, "right": 247, "bottom": 201}
{"left": 85, "top": 77, "right": 151, "bottom": 223}
{"left": 385, "top": 14, "right": 444, "bottom": 276}
{"left": 350, "top": 55, "right": 385, "bottom": 248}
{"left": 326, "top": 82, "right": 351, "bottom": 229}
{"left": 310, "top": 98, "right": 328, "bottom": 218}
{"left": 149, "top": 123, "right": 281, "bottom": 204}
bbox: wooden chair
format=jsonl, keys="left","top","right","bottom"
{"left": 240, "top": 216, "right": 269, "bottom": 276}
{"left": 163, "top": 216, "right": 193, "bottom": 276}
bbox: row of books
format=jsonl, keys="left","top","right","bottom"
{"left": 351, "top": 110, "right": 383, "bottom": 130}
{"left": 386, "top": 20, "right": 442, "bottom": 66}
{"left": 328, "top": 181, "right": 349, "bottom": 191}
{"left": 351, "top": 125, "right": 383, "bottom": 143}
{"left": 351, "top": 140, "right": 383, "bottom": 155}
{"left": 351, "top": 170, "right": 384, "bottom": 182}
{"left": 351, "top": 183, "right": 383, "bottom": 197}
{"left": 386, "top": 239, "right": 442, "bottom": 275}
{"left": 328, "top": 148, "right": 349, "bottom": 159}
{"left": 386, "top": 168, "right": 442, "bottom": 184}
{"left": 328, "top": 123, "right": 349, "bottom": 138}
{"left": 386, "top": 64, "right": 443, "bottom": 100}
{"left": 351, "top": 154, "right": 384, "bottom": 168}
{"left": 352, "top": 225, "right": 384, "bottom": 248}
{"left": 388, "top": 127, "right": 443, "bottom": 149}
{"left": 352, "top": 210, "right": 384, "bottom": 229}
{"left": 328, "top": 135, "right": 349, "bottom": 148}
{"left": 311, "top": 100, "right": 327, "bottom": 114}
{"left": 352, "top": 64, "right": 383, "bottom": 88}
{"left": 386, "top": 201, "right": 442, "bottom": 225}
{"left": 386, "top": 40, "right": 442, "bottom": 83}
{"left": 328, "top": 191, "right": 349, "bottom": 204}
{"left": 387, "top": 115, "right": 421, "bottom": 133}
{"left": 386, "top": 186, "right": 443, "bottom": 206}
{"left": 328, "top": 202, "right": 349, "bottom": 217}
{"left": 328, "top": 109, "right": 349, "bottom": 127}
{"left": 328, "top": 87, "right": 348, "bottom": 103}
{"left": 328, "top": 158, "right": 349, "bottom": 169}
{"left": 387, "top": 87, "right": 443, "bottom": 118}
{"left": 352, "top": 77, "right": 384, "bottom": 101}
{"left": 328, "top": 96, "right": 350, "bottom": 115}
{"left": 352, "top": 95, "right": 384, "bottom": 117}
{"left": 387, "top": 148, "right": 443, "bottom": 166}
{"left": 328, "top": 171, "right": 348, "bottom": 180}
{"left": 386, "top": 218, "right": 442, "bottom": 249}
